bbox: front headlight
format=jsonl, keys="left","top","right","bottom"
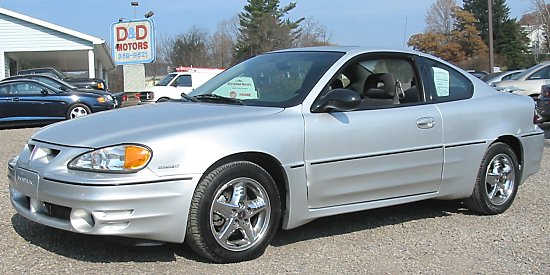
{"left": 68, "top": 144, "right": 152, "bottom": 173}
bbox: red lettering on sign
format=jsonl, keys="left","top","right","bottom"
{"left": 136, "top": 25, "right": 148, "bottom": 40}
{"left": 116, "top": 27, "right": 128, "bottom": 41}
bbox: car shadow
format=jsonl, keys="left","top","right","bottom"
{"left": 272, "top": 199, "right": 466, "bottom": 247}
{"left": 10, "top": 199, "right": 468, "bottom": 263}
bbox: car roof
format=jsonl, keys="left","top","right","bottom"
{"left": 0, "top": 78, "right": 62, "bottom": 92}
{"left": 275, "top": 46, "right": 424, "bottom": 56}
{"left": 18, "top": 67, "right": 57, "bottom": 72}
{"left": 4, "top": 73, "right": 59, "bottom": 80}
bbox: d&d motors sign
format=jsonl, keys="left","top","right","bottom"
{"left": 111, "top": 19, "right": 155, "bottom": 65}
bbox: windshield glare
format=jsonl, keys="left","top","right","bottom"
{"left": 189, "top": 51, "right": 344, "bottom": 107}
{"left": 157, "top": 73, "right": 177, "bottom": 86}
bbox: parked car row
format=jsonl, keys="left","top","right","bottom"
{"left": 492, "top": 61, "right": 550, "bottom": 99}
{"left": 481, "top": 70, "right": 524, "bottom": 86}
{"left": 0, "top": 73, "right": 115, "bottom": 128}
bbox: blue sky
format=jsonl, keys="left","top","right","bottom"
{"left": 0, "top": 0, "right": 536, "bottom": 49}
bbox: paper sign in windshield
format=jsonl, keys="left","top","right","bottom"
{"left": 433, "top": 67, "right": 450, "bottom": 97}
{"left": 213, "top": 77, "right": 258, "bottom": 99}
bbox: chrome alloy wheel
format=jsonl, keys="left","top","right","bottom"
{"left": 209, "top": 177, "right": 271, "bottom": 251}
{"left": 485, "top": 153, "right": 516, "bottom": 206}
{"left": 69, "top": 106, "right": 89, "bottom": 118}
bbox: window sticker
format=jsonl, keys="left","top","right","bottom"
{"left": 433, "top": 67, "right": 450, "bottom": 97}
{"left": 213, "top": 76, "right": 258, "bottom": 99}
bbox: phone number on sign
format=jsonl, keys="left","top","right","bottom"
{"left": 117, "top": 52, "right": 149, "bottom": 60}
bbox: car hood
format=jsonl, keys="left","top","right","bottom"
{"left": 32, "top": 102, "right": 284, "bottom": 148}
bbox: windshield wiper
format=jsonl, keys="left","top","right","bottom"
{"left": 193, "top": 94, "right": 242, "bottom": 105}
{"left": 180, "top": 92, "right": 198, "bottom": 102}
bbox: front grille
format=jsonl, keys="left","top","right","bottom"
{"left": 44, "top": 202, "right": 71, "bottom": 220}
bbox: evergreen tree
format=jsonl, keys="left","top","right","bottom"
{"left": 234, "top": 0, "right": 304, "bottom": 62}
{"left": 463, "top": 0, "right": 510, "bottom": 50}
{"left": 463, "top": 0, "right": 532, "bottom": 69}
{"left": 496, "top": 19, "right": 532, "bottom": 69}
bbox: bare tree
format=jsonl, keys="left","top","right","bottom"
{"left": 209, "top": 16, "right": 239, "bottom": 68}
{"left": 532, "top": 0, "right": 550, "bottom": 52}
{"left": 170, "top": 26, "right": 210, "bottom": 68}
{"left": 294, "top": 17, "right": 333, "bottom": 47}
{"left": 144, "top": 33, "right": 174, "bottom": 81}
{"left": 425, "top": 0, "right": 457, "bottom": 34}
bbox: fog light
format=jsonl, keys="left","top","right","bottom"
{"left": 70, "top": 208, "right": 95, "bottom": 232}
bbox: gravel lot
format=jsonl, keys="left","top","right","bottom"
{"left": 0, "top": 125, "right": 549, "bottom": 274}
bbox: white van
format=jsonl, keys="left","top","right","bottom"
{"left": 139, "top": 67, "right": 223, "bottom": 103}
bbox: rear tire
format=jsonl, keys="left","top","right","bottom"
{"left": 156, "top": 97, "right": 170, "bottom": 103}
{"left": 67, "top": 104, "right": 91, "bottom": 119}
{"left": 464, "top": 142, "right": 519, "bottom": 215}
{"left": 185, "top": 161, "right": 281, "bottom": 263}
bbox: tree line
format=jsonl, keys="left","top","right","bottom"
{"left": 109, "top": 0, "right": 550, "bottom": 92}
{"left": 154, "top": 0, "right": 330, "bottom": 71}
{"left": 409, "top": 0, "right": 550, "bottom": 71}
{"left": 108, "top": 0, "right": 331, "bottom": 92}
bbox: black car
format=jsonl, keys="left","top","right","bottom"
{"left": 536, "top": 84, "right": 550, "bottom": 123}
{"left": 1, "top": 74, "right": 118, "bottom": 107}
{"left": 18, "top": 67, "right": 108, "bottom": 90}
{"left": 0, "top": 79, "right": 115, "bottom": 127}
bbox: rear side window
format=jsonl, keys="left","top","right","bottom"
{"left": 175, "top": 75, "right": 192, "bottom": 87}
{"left": 0, "top": 84, "right": 9, "bottom": 96}
{"left": 424, "top": 60, "right": 473, "bottom": 102}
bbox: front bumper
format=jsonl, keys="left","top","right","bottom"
{"left": 8, "top": 157, "right": 200, "bottom": 243}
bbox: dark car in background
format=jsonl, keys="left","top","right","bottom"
{"left": 1, "top": 74, "right": 118, "bottom": 107}
{"left": 536, "top": 84, "right": 550, "bottom": 123}
{"left": 467, "top": 70, "right": 489, "bottom": 79}
{"left": 0, "top": 79, "right": 115, "bottom": 127}
{"left": 18, "top": 67, "right": 107, "bottom": 90}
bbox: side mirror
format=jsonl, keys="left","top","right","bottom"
{"left": 311, "top": 88, "right": 361, "bottom": 113}
{"left": 40, "top": 89, "right": 50, "bottom": 95}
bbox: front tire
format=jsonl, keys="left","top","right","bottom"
{"left": 67, "top": 103, "right": 91, "bottom": 119}
{"left": 185, "top": 161, "right": 281, "bottom": 263}
{"left": 464, "top": 142, "right": 520, "bottom": 215}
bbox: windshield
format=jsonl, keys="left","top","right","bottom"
{"left": 189, "top": 51, "right": 344, "bottom": 107}
{"left": 156, "top": 73, "right": 177, "bottom": 86}
{"left": 512, "top": 63, "right": 548, "bottom": 80}
{"left": 36, "top": 76, "right": 77, "bottom": 90}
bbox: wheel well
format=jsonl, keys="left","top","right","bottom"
{"left": 204, "top": 152, "right": 288, "bottom": 214}
{"left": 494, "top": 135, "right": 523, "bottom": 168}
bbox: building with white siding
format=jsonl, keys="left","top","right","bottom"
{"left": 0, "top": 7, "right": 114, "bottom": 82}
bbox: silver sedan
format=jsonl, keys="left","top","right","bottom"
{"left": 8, "top": 47, "right": 545, "bottom": 263}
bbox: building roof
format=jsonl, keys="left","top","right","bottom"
{"left": 0, "top": 7, "right": 115, "bottom": 70}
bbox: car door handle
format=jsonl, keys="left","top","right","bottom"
{"left": 417, "top": 117, "right": 435, "bottom": 129}
{"left": 12, "top": 98, "right": 20, "bottom": 102}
